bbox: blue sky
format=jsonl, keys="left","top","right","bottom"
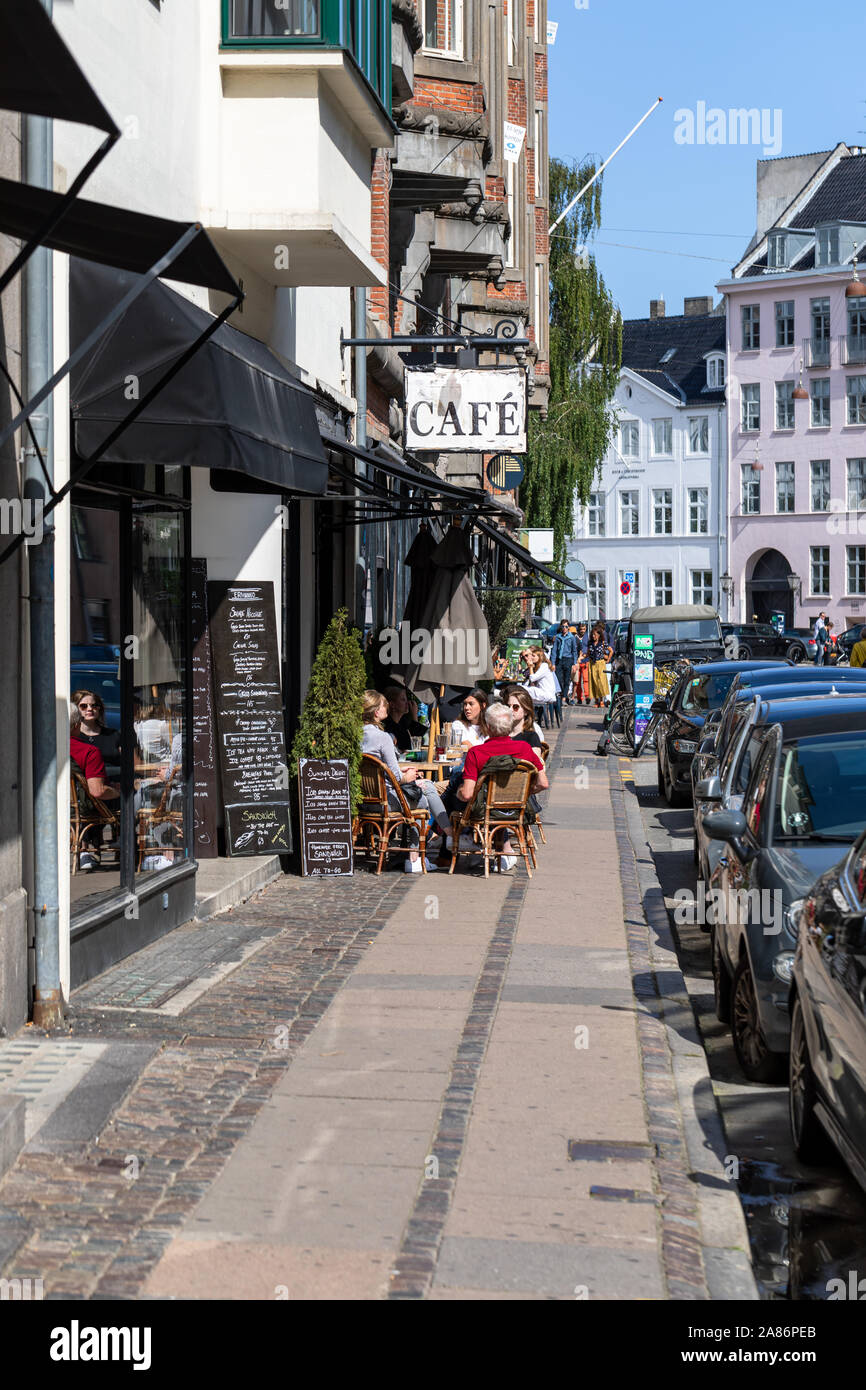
{"left": 547, "top": 0, "right": 865, "bottom": 322}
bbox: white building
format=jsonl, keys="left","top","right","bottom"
{"left": 570, "top": 300, "right": 728, "bottom": 623}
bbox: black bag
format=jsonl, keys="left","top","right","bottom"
{"left": 401, "top": 780, "right": 423, "bottom": 806}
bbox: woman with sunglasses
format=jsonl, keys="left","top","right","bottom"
{"left": 71, "top": 689, "right": 122, "bottom": 781}
{"left": 504, "top": 687, "right": 543, "bottom": 750}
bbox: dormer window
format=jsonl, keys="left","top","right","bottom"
{"left": 768, "top": 232, "right": 787, "bottom": 268}
{"left": 706, "top": 354, "right": 725, "bottom": 389}
{"left": 660, "top": 347, "right": 676, "bottom": 363}
{"left": 817, "top": 226, "right": 841, "bottom": 267}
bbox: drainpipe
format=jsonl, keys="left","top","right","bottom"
{"left": 716, "top": 402, "right": 726, "bottom": 619}
{"left": 354, "top": 286, "right": 367, "bottom": 629}
{"left": 24, "top": 0, "right": 61, "bottom": 1029}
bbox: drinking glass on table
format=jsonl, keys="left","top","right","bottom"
{"left": 435, "top": 733, "right": 447, "bottom": 759}
{"left": 410, "top": 735, "right": 423, "bottom": 753}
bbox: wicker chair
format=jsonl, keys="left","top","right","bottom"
{"left": 532, "top": 741, "right": 550, "bottom": 847}
{"left": 70, "top": 770, "right": 120, "bottom": 874}
{"left": 354, "top": 753, "right": 431, "bottom": 874}
{"left": 136, "top": 766, "right": 184, "bottom": 869}
{"left": 448, "top": 758, "right": 537, "bottom": 878}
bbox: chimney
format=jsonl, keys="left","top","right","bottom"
{"left": 684, "top": 295, "right": 713, "bottom": 317}
{"left": 650, "top": 298, "right": 665, "bottom": 319}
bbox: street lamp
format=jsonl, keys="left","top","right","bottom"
{"left": 787, "top": 572, "right": 802, "bottom": 603}
{"left": 720, "top": 572, "right": 733, "bottom": 597}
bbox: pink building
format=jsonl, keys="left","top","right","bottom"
{"left": 718, "top": 144, "right": 866, "bottom": 639}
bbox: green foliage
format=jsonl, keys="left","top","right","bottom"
{"left": 480, "top": 589, "right": 522, "bottom": 652}
{"left": 521, "top": 157, "right": 622, "bottom": 569}
{"left": 291, "top": 609, "right": 366, "bottom": 811}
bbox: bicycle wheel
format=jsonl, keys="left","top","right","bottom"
{"left": 608, "top": 696, "right": 633, "bottom": 754}
{"left": 634, "top": 711, "right": 660, "bottom": 758}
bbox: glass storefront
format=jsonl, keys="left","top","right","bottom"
{"left": 69, "top": 473, "right": 191, "bottom": 922}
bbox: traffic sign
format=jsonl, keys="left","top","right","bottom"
{"left": 620, "top": 581, "right": 631, "bottom": 596}
{"left": 624, "top": 571, "right": 635, "bottom": 584}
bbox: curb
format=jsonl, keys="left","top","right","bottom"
{"left": 609, "top": 756, "right": 759, "bottom": 1301}
{"left": 0, "top": 1093, "right": 25, "bottom": 1182}
{"left": 193, "top": 854, "right": 283, "bottom": 920}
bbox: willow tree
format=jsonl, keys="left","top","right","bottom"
{"left": 521, "top": 158, "right": 622, "bottom": 569}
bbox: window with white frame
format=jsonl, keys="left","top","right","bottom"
{"left": 422, "top": 0, "right": 463, "bottom": 56}
{"left": 847, "top": 546, "right": 866, "bottom": 595}
{"left": 505, "top": 0, "right": 516, "bottom": 63}
{"left": 742, "top": 304, "right": 760, "bottom": 350}
{"left": 652, "top": 488, "right": 672, "bottom": 535}
{"left": 811, "top": 377, "right": 830, "bottom": 427}
{"left": 620, "top": 420, "right": 639, "bottom": 456}
{"left": 742, "top": 464, "right": 760, "bottom": 514}
{"left": 651, "top": 418, "right": 672, "bottom": 455}
{"left": 811, "top": 297, "right": 831, "bottom": 353}
{"left": 810, "top": 546, "right": 830, "bottom": 596}
{"left": 652, "top": 570, "right": 673, "bottom": 606}
{"left": 775, "top": 300, "right": 795, "bottom": 347}
{"left": 848, "top": 458, "right": 866, "bottom": 510}
{"left": 768, "top": 234, "right": 788, "bottom": 269}
{"left": 847, "top": 375, "right": 866, "bottom": 425}
{"left": 534, "top": 110, "right": 542, "bottom": 200}
{"left": 688, "top": 416, "right": 709, "bottom": 453}
{"left": 619, "top": 490, "right": 639, "bottom": 535}
{"left": 587, "top": 570, "right": 606, "bottom": 620}
{"left": 688, "top": 487, "right": 708, "bottom": 534}
{"left": 847, "top": 299, "right": 866, "bottom": 356}
{"left": 533, "top": 262, "right": 541, "bottom": 345}
{"left": 816, "top": 226, "right": 841, "bottom": 267}
{"left": 776, "top": 380, "right": 795, "bottom": 430}
{"left": 706, "top": 355, "right": 725, "bottom": 389}
{"left": 810, "top": 459, "right": 830, "bottom": 511}
{"left": 504, "top": 160, "right": 517, "bottom": 268}
{"left": 741, "top": 384, "right": 760, "bottom": 432}
{"left": 587, "top": 492, "right": 605, "bottom": 536}
{"left": 776, "top": 461, "right": 795, "bottom": 512}
{"left": 690, "top": 570, "right": 713, "bottom": 605}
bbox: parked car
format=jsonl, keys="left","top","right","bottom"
{"left": 653, "top": 660, "right": 786, "bottom": 807}
{"left": 722, "top": 622, "right": 805, "bottom": 663}
{"left": 789, "top": 825, "right": 866, "bottom": 1194}
{"left": 834, "top": 625, "right": 865, "bottom": 665}
{"left": 784, "top": 627, "right": 820, "bottom": 664}
{"left": 692, "top": 676, "right": 866, "bottom": 889}
{"left": 701, "top": 693, "right": 866, "bottom": 1083}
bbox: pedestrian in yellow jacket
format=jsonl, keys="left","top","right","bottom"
{"left": 851, "top": 627, "right": 866, "bottom": 668}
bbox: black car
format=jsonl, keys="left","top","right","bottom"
{"left": 654, "top": 659, "right": 787, "bottom": 807}
{"left": 703, "top": 694, "right": 866, "bottom": 1083}
{"left": 722, "top": 622, "right": 806, "bottom": 663}
{"left": 835, "top": 625, "right": 865, "bottom": 665}
{"left": 790, "top": 821, "right": 866, "bottom": 1195}
{"left": 612, "top": 603, "right": 725, "bottom": 696}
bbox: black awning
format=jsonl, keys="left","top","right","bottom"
{"left": 70, "top": 260, "right": 328, "bottom": 496}
{"left": 0, "top": 0, "right": 118, "bottom": 133}
{"left": 0, "top": 180, "right": 238, "bottom": 295}
{"left": 324, "top": 434, "right": 502, "bottom": 511}
{"left": 473, "top": 517, "right": 583, "bottom": 591}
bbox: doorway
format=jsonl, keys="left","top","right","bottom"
{"left": 746, "top": 549, "right": 794, "bottom": 627}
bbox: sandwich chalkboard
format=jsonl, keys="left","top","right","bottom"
{"left": 207, "top": 580, "right": 292, "bottom": 856}
{"left": 190, "top": 560, "right": 218, "bottom": 857}
{"left": 298, "top": 758, "right": 354, "bottom": 876}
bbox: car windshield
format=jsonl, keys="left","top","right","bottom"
{"left": 640, "top": 620, "right": 721, "bottom": 643}
{"left": 774, "top": 732, "right": 866, "bottom": 842}
{"left": 681, "top": 671, "right": 736, "bottom": 713}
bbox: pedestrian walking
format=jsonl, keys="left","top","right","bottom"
{"left": 813, "top": 612, "right": 829, "bottom": 667}
{"left": 572, "top": 622, "right": 590, "bottom": 704}
{"left": 551, "top": 619, "right": 578, "bottom": 711}
{"left": 587, "top": 624, "right": 612, "bottom": 708}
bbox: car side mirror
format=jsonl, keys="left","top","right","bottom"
{"left": 695, "top": 776, "right": 722, "bottom": 801}
{"left": 650, "top": 699, "right": 668, "bottom": 715}
{"left": 704, "top": 808, "right": 748, "bottom": 844}
{"left": 698, "top": 737, "right": 716, "bottom": 756}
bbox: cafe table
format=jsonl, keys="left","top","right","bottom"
{"left": 398, "top": 751, "right": 462, "bottom": 783}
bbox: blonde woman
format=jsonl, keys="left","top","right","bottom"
{"left": 522, "top": 647, "right": 558, "bottom": 723}
{"left": 587, "top": 625, "right": 612, "bottom": 708}
{"left": 361, "top": 690, "right": 451, "bottom": 872}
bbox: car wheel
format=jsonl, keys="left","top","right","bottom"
{"left": 731, "top": 955, "right": 786, "bottom": 1082}
{"left": 664, "top": 767, "right": 687, "bottom": 807}
{"left": 711, "top": 928, "right": 731, "bottom": 1024}
{"left": 657, "top": 756, "right": 665, "bottom": 796}
{"left": 736, "top": 643, "right": 752, "bottom": 660}
{"left": 789, "top": 995, "right": 834, "bottom": 1164}
{"left": 786, "top": 642, "right": 805, "bottom": 664}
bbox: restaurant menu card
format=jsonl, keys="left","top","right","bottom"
{"left": 298, "top": 758, "right": 354, "bottom": 876}
{"left": 190, "top": 560, "right": 218, "bottom": 857}
{"left": 207, "top": 580, "right": 292, "bottom": 856}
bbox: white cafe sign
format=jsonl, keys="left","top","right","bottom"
{"left": 404, "top": 366, "right": 527, "bottom": 453}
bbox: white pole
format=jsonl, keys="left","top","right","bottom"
{"left": 548, "top": 97, "right": 663, "bottom": 237}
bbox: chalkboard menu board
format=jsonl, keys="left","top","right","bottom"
{"left": 190, "top": 560, "right": 218, "bottom": 857}
{"left": 207, "top": 580, "right": 292, "bottom": 856}
{"left": 298, "top": 758, "right": 354, "bottom": 876}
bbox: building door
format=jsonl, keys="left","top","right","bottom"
{"left": 746, "top": 549, "right": 793, "bottom": 627}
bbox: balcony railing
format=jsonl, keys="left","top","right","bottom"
{"left": 803, "top": 335, "right": 831, "bottom": 368}
{"left": 221, "top": 0, "right": 391, "bottom": 115}
{"left": 841, "top": 333, "right": 866, "bottom": 366}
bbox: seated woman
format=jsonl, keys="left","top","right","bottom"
{"left": 71, "top": 689, "right": 122, "bottom": 781}
{"left": 383, "top": 684, "right": 427, "bottom": 753}
{"left": 362, "top": 690, "right": 451, "bottom": 872}
{"left": 70, "top": 717, "right": 119, "bottom": 873}
{"left": 504, "top": 686, "right": 544, "bottom": 750}
{"left": 456, "top": 701, "right": 548, "bottom": 871}
{"left": 449, "top": 688, "right": 489, "bottom": 748}
{"left": 521, "top": 648, "right": 558, "bottom": 723}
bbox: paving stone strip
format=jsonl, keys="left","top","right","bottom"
{"left": 386, "top": 713, "right": 568, "bottom": 1300}
{"left": 0, "top": 875, "right": 414, "bottom": 1297}
{"left": 608, "top": 757, "right": 709, "bottom": 1301}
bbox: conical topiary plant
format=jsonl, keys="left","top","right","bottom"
{"left": 291, "top": 608, "right": 367, "bottom": 811}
